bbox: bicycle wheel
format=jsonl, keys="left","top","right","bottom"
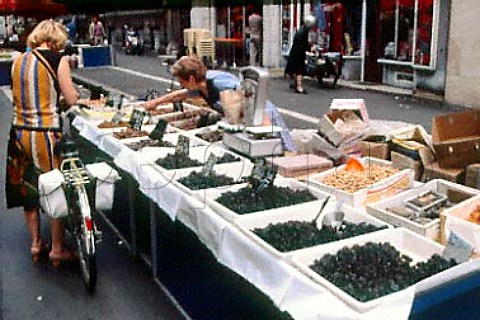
{"left": 75, "top": 187, "right": 97, "bottom": 292}
{"left": 75, "top": 217, "right": 97, "bottom": 292}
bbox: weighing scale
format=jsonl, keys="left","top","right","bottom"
{"left": 221, "top": 67, "right": 284, "bottom": 158}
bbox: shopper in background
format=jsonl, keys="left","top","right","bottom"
{"left": 143, "top": 55, "right": 239, "bottom": 115}
{"left": 6, "top": 19, "right": 79, "bottom": 265}
{"left": 284, "top": 15, "right": 317, "bottom": 94}
{"left": 247, "top": 11, "right": 262, "bottom": 66}
{"left": 89, "top": 16, "right": 106, "bottom": 45}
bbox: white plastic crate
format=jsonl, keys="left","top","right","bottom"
{"left": 291, "top": 228, "right": 480, "bottom": 313}
{"left": 235, "top": 200, "right": 391, "bottom": 259}
{"left": 367, "top": 179, "right": 479, "bottom": 241}
{"left": 307, "top": 157, "right": 414, "bottom": 208}
{"left": 205, "top": 176, "right": 330, "bottom": 222}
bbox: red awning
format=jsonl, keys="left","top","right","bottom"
{"left": 0, "top": 0, "right": 68, "bottom": 17}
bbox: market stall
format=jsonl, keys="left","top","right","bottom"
{"left": 66, "top": 68, "right": 480, "bottom": 319}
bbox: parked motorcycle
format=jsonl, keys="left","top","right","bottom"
{"left": 305, "top": 51, "right": 343, "bottom": 87}
{"left": 125, "top": 30, "right": 144, "bottom": 55}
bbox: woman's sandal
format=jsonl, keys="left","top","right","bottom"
{"left": 30, "top": 241, "right": 50, "bottom": 263}
{"left": 49, "top": 250, "right": 78, "bottom": 268}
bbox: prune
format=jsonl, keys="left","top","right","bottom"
{"left": 216, "top": 185, "right": 316, "bottom": 214}
{"left": 253, "top": 221, "right": 386, "bottom": 252}
{"left": 195, "top": 130, "right": 223, "bottom": 143}
{"left": 155, "top": 153, "right": 202, "bottom": 169}
{"left": 310, "top": 242, "right": 457, "bottom": 302}
{"left": 178, "top": 171, "right": 238, "bottom": 190}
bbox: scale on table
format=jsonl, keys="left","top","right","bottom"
{"left": 221, "top": 67, "right": 283, "bottom": 158}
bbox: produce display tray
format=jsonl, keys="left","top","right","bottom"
{"left": 441, "top": 194, "right": 480, "bottom": 252}
{"left": 307, "top": 157, "right": 414, "bottom": 208}
{"left": 204, "top": 177, "right": 330, "bottom": 222}
{"left": 367, "top": 179, "right": 479, "bottom": 241}
{"left": 222, "top": 132, "right": 283, "bottom": 158}
{"left": 161, "top": 161, "right": 254, "bottom": 197}
{"left": 290, "top": 227, "right": 480, "bottom": 314}
{"left": 235, "top": 200, "right": 391, "bottom": 259}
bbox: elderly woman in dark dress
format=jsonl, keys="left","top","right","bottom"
{"left": 284, "top": 15, "right": 316, "bottom": 94}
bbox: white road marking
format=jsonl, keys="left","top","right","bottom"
{"left": 108, "top": 66, "right": 179, "bottom": 86}
{"left": 275, "top": 107, "right": 318, "bottom": 124}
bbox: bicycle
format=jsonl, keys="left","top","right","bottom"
{"left": 59, "top": 137, "right": 100, "bottom": 292}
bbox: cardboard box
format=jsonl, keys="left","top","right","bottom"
{"left": 465, "top": 163, "right": 480, "bottom": 189}
{"left": 432, "top": 111, "right": 480, "bottom": 168}
{"left": 266, "top": 154, "right": 333, "bottom": 178}
{"left": 359, "top": 140, "right": 390, "bottom": 160}
{"left": 422, "top": 162, "right": 465, "bottom": 184}
{"left": 329, "top": 98, "right": 369, "bottom": 124}
{"left": 307, "top": 157, "right": 414, "bottom": 208}
{"left": 317, "top": 109, "right": 369, "bottom": 146}
{"left": 310, "top": 132, "right": 361, "bottom": 160}
{"left": 366, "top": 179, "right": 479, "bottom": 241}
{"left": 391, "top": 151, "right": 423, "bottom": 181}
{"left": 441, "top": 194, "right": 480, "bottom": 253}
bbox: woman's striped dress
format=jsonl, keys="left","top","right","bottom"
{"left": 6, "top": 50, "right": 63, "bottom": 209}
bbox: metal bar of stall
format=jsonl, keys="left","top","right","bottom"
{"left": 150, "top": 200, "right": 159, "bottom": 278}
{"left": 127, "top": 177, "right": 138, "bottom": 255}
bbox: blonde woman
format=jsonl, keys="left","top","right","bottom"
{"left": 6, "top": 19, "right": 79, "bottom": 265}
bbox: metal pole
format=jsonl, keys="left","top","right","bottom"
{"left": 360, "top": 0, "right": 367, "bottom": 82}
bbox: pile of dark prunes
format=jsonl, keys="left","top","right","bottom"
{"left": 195, "top": 130, "right": 223, "bottom": 143}
{"left": 126, "top": 139, "right": 174, "bottom": 151}
{"left": 216, "top": 185, "right": 316, "bottom": 214}
{"left": 178, "top": 171, "right": 238, "bottom": 190}
{"left": 310, "top": 242, "right": 457, "bottom": 302}
{"left": 155, "top": 153, "right": 202, "bottom": 169}
{"left": 253, "top": 221, "right": 387, "bottom": 252}
{"left": 215, "top": 153, "right": 240, "bottom": 164}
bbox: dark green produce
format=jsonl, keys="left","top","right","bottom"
{"left": 216, "top": 185, "right": 317, "bottom": 214}
{"left": 155, "top": 153, "right": 203, "bottom": 169}
{"left": 253, "top": 221, "right": 387, "bottom": 252}
{"left": 310, "top": 242, "right": 457, "bottom": 302}
{"left": 216, "top": 153, "right": 240, "bottom": 164}
{"left": 178, "top": 171, "right": 239, "bottom": 190}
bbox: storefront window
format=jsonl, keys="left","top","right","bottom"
{"left": 379, "top": 0, "right": 439, "bottom": 69}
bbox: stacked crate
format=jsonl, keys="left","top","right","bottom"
{"left": 183, "top": 28, "right": 215, "bottom": 63}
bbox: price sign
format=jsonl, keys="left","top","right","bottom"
{"left": 201, "top": 153, "right": 217, "bottom": 176}
{"left": 111, "top": 111, "right": 124, "bottom": 125}
{"left": 149, "top": 120, "right": 168, "bottom": 141}
{"left": 175, "top": 135, "right": 190, "bottom": 156}
{"left": 248, "top": 158, "right": 278, "bottom": 195}
{"left": 129, "top": 108, "right": 146, "bottom": 131}
{"left": 173, "top": 102, "right": 184, "bottom": 112}
{"left": 442, "top": 231, "right": 474, "bottom": 264}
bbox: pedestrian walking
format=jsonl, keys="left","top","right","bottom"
{"left": 6, "top": 19, "right": 79, "bottom": 265}
{"left": 247, "top": 12, "right": 262, "bottom": 66}
{"left": 284, "top": 14, "right": 317, "bottom": 94}
{"left": 89, "top": 16, "right": 106, "bottom": 45}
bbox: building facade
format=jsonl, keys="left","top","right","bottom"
{"left": 190, "top": 0, "right": 480, "bottom": 108}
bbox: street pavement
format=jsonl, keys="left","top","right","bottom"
{"left": 0, "top": 49, "right": 478, "bottom": 320}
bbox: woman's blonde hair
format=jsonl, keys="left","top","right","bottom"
{"left": 27, "top": 19, "right": 68, "bottom": 51}
{"left": 172, "top": 56, "right": 207, "bottom": 82}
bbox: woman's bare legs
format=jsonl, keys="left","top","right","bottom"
{"left": 24, "top": 209, "right": 41, "bottom": 251}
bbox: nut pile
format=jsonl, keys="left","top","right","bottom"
{"left": 321, "top": 163, "right": 400, "bottom": 193}
{"left": 98, "top": 121, "right": 129, "bottom": 128}
{"left": 113, "top": 128, "right": 149, "bottom": 139}
{"left": 468, "top": 205, "right": 480, "bottom": 224}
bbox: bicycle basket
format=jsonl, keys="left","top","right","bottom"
{"left": 38, "top": 169, "right": 69, "bottom": 219}
{"left": 85, "top": 162, "right": 120, "bottom": 212}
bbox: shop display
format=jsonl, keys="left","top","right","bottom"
{"left": 155, "top": 153, "right": 203, "bottom": 170}
{"left": 215, "top": 185, "right": 316, "bottom": 214}
{"left": 253, "top": 221, "right": 387, "bottom": 252}
{"left": 195, "top": 129, "right": 223, "bottom": 143}
{"left": 178, "top": 171, "right": 240, "bottom": 190}
{"left": 98, "top": 121, "right": 129, "bottom": 128}
{"left": 113, "top": 127, "right": 149, "bottom": 139}
{"left": 125, "top": 139, "right": 174, "bottom": 151}
{"left": 321, "top": 163, "right": 400, "bottom": 193}
{"left": 310, "top": 242, "right": 457, "bottom": 302}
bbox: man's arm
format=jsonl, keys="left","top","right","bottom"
{"left": 143, "top": 88, "right": 189, "bottom": 111}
